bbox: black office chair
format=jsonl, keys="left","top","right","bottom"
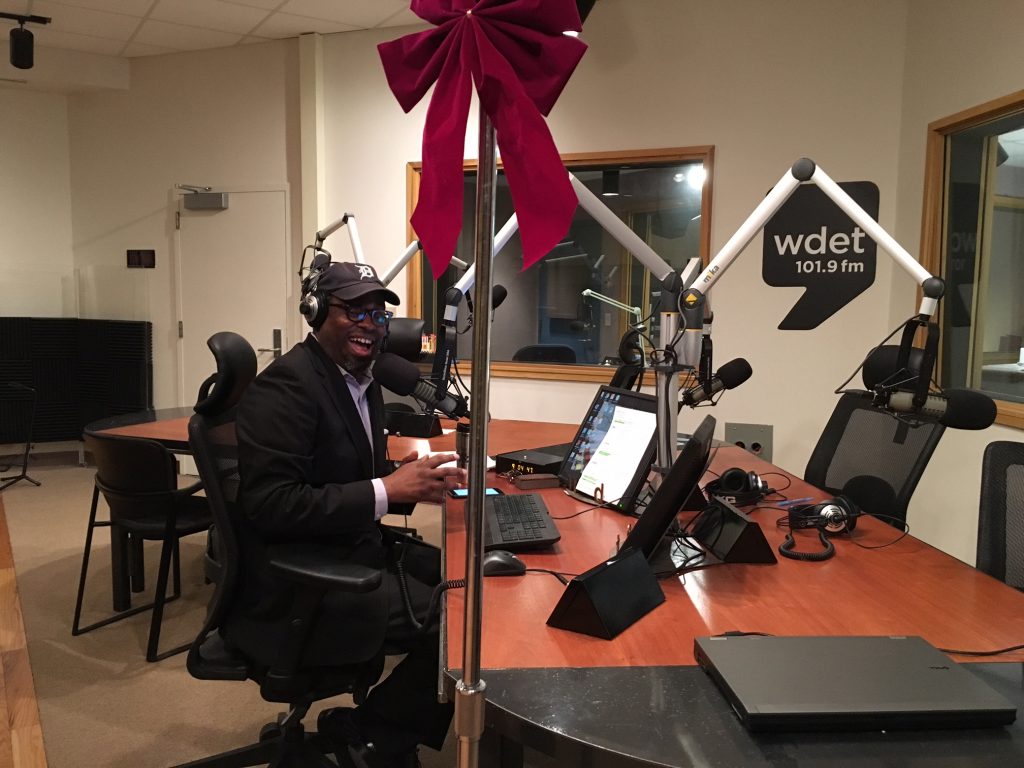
{"left": 512, "top": 344, "right": 577, "bottom": 364}
{"left": 977, "top": 441, "right": 1024, "bottom": 589}
{"left": 72, "top": 432, "right": 212, "bottom": 661}
{"left": 175, "top": 331, "right": 384, "bottom": 768}
{"left": 804, "top": 390, "right": 945, "bottom": 529}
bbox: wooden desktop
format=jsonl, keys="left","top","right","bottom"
{"left": 88, "top": 411, "right": 1024, "bottom": 765}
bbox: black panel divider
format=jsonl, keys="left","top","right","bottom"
{"left": 0, "top": 317, "right": 153, "bottom": 443}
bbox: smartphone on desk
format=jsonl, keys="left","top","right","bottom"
{"left": 448, "top": 487, "right": 504, "bottom": 499}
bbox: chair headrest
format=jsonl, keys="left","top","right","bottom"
{"left": 194, "top": 332, "right": 257, "bottom": 416}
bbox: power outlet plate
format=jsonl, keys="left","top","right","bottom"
{"left": 724, "top": 423, "right": 773, "bottom": 462}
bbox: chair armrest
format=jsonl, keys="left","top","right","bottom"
{"left": 267, "top": 543, "right": 383, "bottom": 593}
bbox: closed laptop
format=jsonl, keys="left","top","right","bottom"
{"left": 694, "top": 635, "right": 1017, "bottom": 732}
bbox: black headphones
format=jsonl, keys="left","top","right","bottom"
{"left": 298, "top": 254, "right": 332, "bottom": 328}
{"left": 787, "top": 495, "right": 861, "bottom": 535}
{"left": 778, "top": 495, "right": 862, "bottom": 562}
{"left": 618, "top": 328, "right": 644, "bottom": 366}
{"left": 706, "top": 467, "right": 771, "bottom": 507}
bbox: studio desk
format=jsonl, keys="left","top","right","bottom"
{"left": 393, "top": 419, "right": 1024, "bottom": 768}
{"left": 91, "top": 412, "right": 1024, "bottom": 765}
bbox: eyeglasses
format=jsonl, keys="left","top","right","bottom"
{"left": 328, "top": 302, "right": 393, "bottom": 327}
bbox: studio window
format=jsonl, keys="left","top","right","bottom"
{"left": 404, "top": 147, "right": 714, "bottom": 383}
{"left": 923, "top": 92, "right": 1024, "bottom": 428}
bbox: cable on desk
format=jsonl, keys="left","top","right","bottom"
{"left": 525, "top": 567, "right": 571, "bottom": 585}
{"left": 552, "top": 494, "right": 624, "bottom": 520}
{"left": 847, "top": 514, "right": 910, "bottom": 549}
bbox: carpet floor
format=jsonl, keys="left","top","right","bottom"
{"left": 1, "top": 464, "right": 460, "bottom": 767}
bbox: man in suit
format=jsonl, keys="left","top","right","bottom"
{"left": 236, "top": 261, "right": 464, "bottom": 768}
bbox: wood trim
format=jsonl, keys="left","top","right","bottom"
{"left": 920, "top": 91, "right": 1024, "bottom": 430}
{"left": 928, "top": 89, "right": 1024, "bottom": 134}
{"left": 0, "top": 496, "right": 48, "bottom": 768}
{"left": 404, "top": 163, "right": 423, "bottom": 319}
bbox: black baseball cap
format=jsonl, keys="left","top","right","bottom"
{"left": 318, "top": 262, "right": 400, "bottom": 306}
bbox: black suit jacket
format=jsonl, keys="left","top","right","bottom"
{"left": 232, "top": 334, "right": 412, "bottom": 665}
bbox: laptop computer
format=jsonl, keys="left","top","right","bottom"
{"left": 694, "top": 635, "right": 1017, "bottom": 732}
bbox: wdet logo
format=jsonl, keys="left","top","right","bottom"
{"left": 762, "top": 181, "right": 879, "bottom": 330}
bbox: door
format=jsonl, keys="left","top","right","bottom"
{"left": 174, "top": 186, "right": 290, "bottom": 408}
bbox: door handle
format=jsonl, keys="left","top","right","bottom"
{"left": 257, "top": 329, "right": 283, "bottom": 358}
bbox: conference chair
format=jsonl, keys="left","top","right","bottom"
{"left": 804, "top": 390, "right": 945, "bottom": 529}
{"left": 176, "top": 331, "right": 384, "bottom": 768}
{"left": 72, "top": 432, "right": 212, "bottom": 661}
{"left": 512, "top": 344, "right": 577, "bottom": 364}
{"left": 977, "top": 441, "right": 1024, "bottom": 589}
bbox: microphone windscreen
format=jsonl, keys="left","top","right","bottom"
{"left": 373, "top": 352, "right": 420, "bottom": 397}
{"left": 492, "top": 284, "right": 508, "bottom": 310}
{"left": 941, "top": 388, "right": 997, "bottom": 430}
{"left": 384, "top": 317, "right": 425, "bottom": 361}
{"left": 862, "top": 345, "right": 923, "bottom": 390}
{"left": 718, "top": 358, "right": 752, "bottom": 390}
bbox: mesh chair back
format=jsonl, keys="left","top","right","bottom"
{"left": 804, "top": 391, "right": 945, "bottom": 527}
{"left": 977, "top": 441, "right": 1024, "bottom": 589}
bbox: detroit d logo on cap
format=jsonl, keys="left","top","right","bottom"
{"left": 356, "top": 265, "right": 376, "bottom": 280}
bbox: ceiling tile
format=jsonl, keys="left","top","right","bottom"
{"left": 32, "top": 29, "right": 126, "bottom": 56}
{"left": 222, "top": 0, "right": 287, "bottom": 9}
{"left": 251, "top": 12, "right": 356, "bottom": 39}
{"left": 281, "top": 0, "right": 409, "bottom": 27}
{"left": 32, "top": 1, "right": 142, "bottom": 40}
{"left": 121, "top": 39, "right": 181, "bottom": 57}
{"left": 377, "top": 8, "right": 423, "bottom": 27}
{"left": 40, "top": 0, "right": 155, "bottom": 16}
{"left": 149, "top": 0, "right": 271, "bottom": 35}
{"left": 133, "top": 19, "right": 243, "bottom": 51}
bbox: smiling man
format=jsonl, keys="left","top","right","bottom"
{"left": 234, "top": 261, "right": 463, "bottom": 767}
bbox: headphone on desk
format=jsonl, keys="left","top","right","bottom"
{"left": 705, "top": 467, "right": 772, "bottom": 507}
{"left": 778, "top": 495, "right": 862, "bottom": 561}
{"left": 788, "top": 495, "right": 862, "bottom": 535}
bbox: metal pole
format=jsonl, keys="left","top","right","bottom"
{"left": 455, "top": 110, "right": 497, "bottom": 768}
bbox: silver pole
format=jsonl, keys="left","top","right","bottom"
{"left": 455, "top": 110, "right": 497, "bottom": 768}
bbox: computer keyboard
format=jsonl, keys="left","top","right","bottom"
{"left": 484, "top": 493, "right": 561, "bottom": 551}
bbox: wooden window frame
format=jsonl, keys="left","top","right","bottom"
{"left": 920, "top": 89, "right": 1024, "bottom": 428}
{"left": 404, "top": 146, "right": 715, "bottom": 384}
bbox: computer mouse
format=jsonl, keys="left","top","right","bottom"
{"left": 482, "top": 549, "right": 527, "bottom": 577}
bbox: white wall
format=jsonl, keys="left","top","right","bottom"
{"left": 0, "top": 88, "right": 75, "bottom": 316}
{"left": 320, "top": 0, "right": 913, "bottom": 495}
{"left": 66, "top": 39, "right": 302, "bottom": 408}
{"left": 892, "top": 0, "right": 1024, "bottom": 563}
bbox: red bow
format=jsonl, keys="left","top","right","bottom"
{"left": 379, "top": 0, "right": 587, "bottom": 279}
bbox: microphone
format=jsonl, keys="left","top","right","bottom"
{"left": 465, "top": 284, "right": 508, "bottom": 315}
{"left": 877, "top": 388, "right": 996, "bottom": 430}
{"left": 682, "top": 358, "right": 752, "bottom": 406}
{"left": 374, "top": 352, "right": 469, "bottom": 419}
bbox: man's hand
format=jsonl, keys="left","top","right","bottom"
{"left": 382, "top": 452, "right": 466, "bottom": 504}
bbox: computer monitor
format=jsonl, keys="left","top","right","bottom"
{"left": 557, "top": 386, "right": 659, "bottom": 513}
{"left": 621, "top": 414, "right": 716, "bottom": 560}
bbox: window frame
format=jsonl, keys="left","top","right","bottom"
{"left": 921, "top": 89, "right": 1024, "bottom": 429}
{"left": 403, "top": 146, "right": 715, "bottom": 383}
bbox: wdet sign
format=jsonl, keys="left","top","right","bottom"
{"left": 763, "top": 181, "right": 879, "bottom": 330}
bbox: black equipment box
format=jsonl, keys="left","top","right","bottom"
{"left": 494, "top": 443, "right": 571, "bottom": 476}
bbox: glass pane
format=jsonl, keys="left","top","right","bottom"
{"left": 422, "top": 159, "right": 706, "bottom": 368}
{"left": 944, "top": 118, "right": 1024, "bottom": 402}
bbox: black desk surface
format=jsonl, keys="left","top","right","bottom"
{"left": 449, "top": 663, "right": 1024, "bottom": 767}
